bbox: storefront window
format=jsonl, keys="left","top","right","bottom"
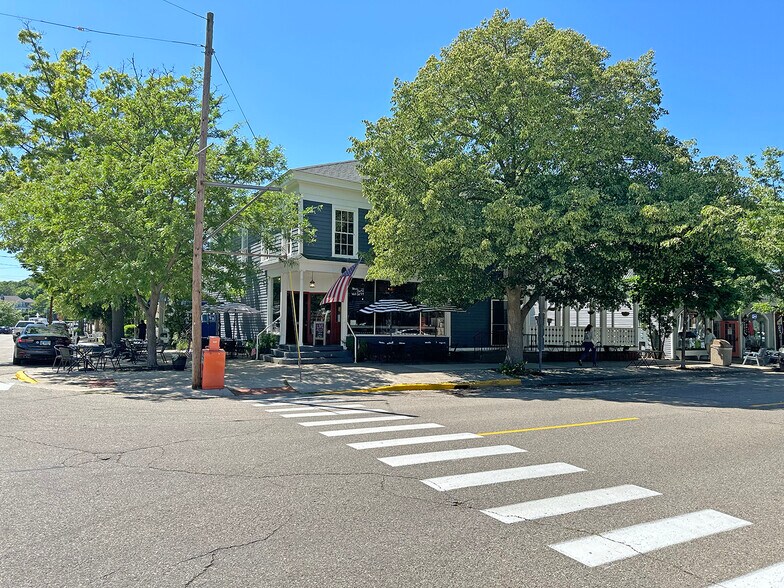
{"left": 743, "top": 313, "right": 767, "bottom": 351}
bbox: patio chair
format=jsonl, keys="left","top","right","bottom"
{"left": 156, "top": 341, "right": 168, "bottom": 364}
{"left": 103, "top": 346, "right": 122, "bottom": 371}
{"left": 53, "top": 345, "right": 77, "bottom": 373}
{"left": 742, "top": 347, "right": 768, "bottom": 366}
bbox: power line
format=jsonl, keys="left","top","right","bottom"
{"left": 0, "top": 11, "right": 204, "bottom": 48}
{"left": 160, "top": 0, "right": 206, "bottom": 21}
{"left": 213, "top": 52, "right": 257, "bottom": 140}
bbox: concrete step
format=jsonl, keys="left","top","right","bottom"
{"left": 272, "top": 349, "right": 353, "bottom": 359}
{"left": 266, "top": 355, "right": 353, "bottom": 365}
{"left": 277, "top": 344, "right": 344, "bottom": 353}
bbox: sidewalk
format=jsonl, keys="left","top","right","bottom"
{"left": 17, "top": 356, "right": 778, "bottom": 399}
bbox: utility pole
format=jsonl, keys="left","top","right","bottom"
{"left": 192, "top": 12, "right": 214, "bottom": 389}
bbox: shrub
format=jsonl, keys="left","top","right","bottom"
{"left": 257, "top": 332, "right": 279, "bottom": 354}
{"left": 498, "top": 360, "right": 529, "bottom": 377}
{"left": 124, "top": 324, "right": 136, "bottom": 338}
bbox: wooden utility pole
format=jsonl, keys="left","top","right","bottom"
{"left": 192, "top": 12, "right": 214, "bottom": 389}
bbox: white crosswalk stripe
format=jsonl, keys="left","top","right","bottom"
{"left": 713, "top": 561, "right": 784, "bottom": 587}
{"left": 482, "top": 484, "right": 660, "bottom": 524}
{"left": 266, "top": 404, "right": 366, "bottom": 412}
{"left": 422, "top": 462, "right": 585, "bottom": 492}
{"left": 320, "top": 423, "right": 444, "bottom": 437}
{"left": 281, "top": 409, "right": 385, "bottom": 418}
{"left": 0, "top": 381, "right": 14, "bottom": 391}
{"left": 550, "top": 509, "right": 752, "bottom": 567}
{"left": 378, "top": 445, "right": 525, "bottom": 467}
{"left": 299, "top": 415, "right": 412, "bottom": 427}
{"left": 347, "top": 433, "right": 481, "bottom": 450}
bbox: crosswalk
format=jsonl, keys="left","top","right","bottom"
{"left": 247, "top": 395, "right": 780, "bottom": 584}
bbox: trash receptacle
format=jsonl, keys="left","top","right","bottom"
{"left": 710, "top": 339, "right": 733, "bottom": 367}
{"left": 202, "top": 337, "right": 225, "bottom": 389}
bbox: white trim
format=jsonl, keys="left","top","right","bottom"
{"left": 331, "top": 206, "right": 359, "bottom": 259}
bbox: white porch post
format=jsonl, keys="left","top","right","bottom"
{"left": 298, "top": 270, "right": 305, "bottom": 345}
{"left": 632, "top": 301, "right": 640, "bottom": 347}
{"left": 340, "top": 298, "right": 349, "bottom": 345}
{"left": 279, "top": 276, "right": 287, "bottom": 345}
{"left": 266, "top": 276, "right": 274, "bottom": 328}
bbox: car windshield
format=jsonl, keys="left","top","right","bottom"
{"left": 15, "top": 322, "right": 33, "bottom": 328}
{"left": 23, "top": 326, "right": 65, "bottom": 336}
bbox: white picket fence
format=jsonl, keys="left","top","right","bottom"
{"left": 529, "top": 325, "right": 636, "bottom": 347}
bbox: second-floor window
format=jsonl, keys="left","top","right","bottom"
{"left": 333, "top": 208, "right": 356, "bottom": 257}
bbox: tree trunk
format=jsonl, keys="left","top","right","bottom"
{"left": 505, "top": 286, "right": 525, "bottom": 363}
{"left": 111, "top": 303, "right": 124, "bottom": 345}
{"left": 145, "top": 288, "right": 161, "bottom": 368}
{"left": 680, "top": 308, "right": 687, "bottom": 369}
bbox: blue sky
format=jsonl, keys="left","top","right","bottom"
{"left": 1, "top": 0, "right": 782, "bottom": 280}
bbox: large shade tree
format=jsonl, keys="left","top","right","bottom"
{"left": 0, "top": 30, "right": 299, "bottom": 365}
{"left": 352, "top": 11, "right": 671, "bottom": 361}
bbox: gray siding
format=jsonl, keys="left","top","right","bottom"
{"left": 450, "top": 300, "right": 491, "bottom": 348}
{"left": 303, "top": 200, "right": 332, "bottom": 260}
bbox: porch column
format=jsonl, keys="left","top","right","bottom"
{"left": 632, "top": 301, "right": 640, "bottom": 347}
{"left": 599, "top": 308, "right": 607, "bottom": 346}
{"left": 266, "top": 275, "right": 274, "bottom": 328}
{"left": 298, "top": 270, "right": 305, "bottom": 345}
{"left": 340, "top": 297, "right": 349, "bottom": 346}
{"left": 279, "top": 276, "right": 287, "bottom": 345}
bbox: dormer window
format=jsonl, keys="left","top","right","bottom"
{"left": 333, "top": 208, "right": 356, "bottom": 257}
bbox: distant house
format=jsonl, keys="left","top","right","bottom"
{"left": 227, "top": 160, "right": 641, "bottom": 358}
{"left": 0, "top": 295, "right": 34, "bottom": 313}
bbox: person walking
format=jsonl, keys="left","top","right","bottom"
{"left": 137, "top": 320, "right": 146, "bottom": 341}
{"left": 578, "top": 324, "right": 597, "bottom": 367}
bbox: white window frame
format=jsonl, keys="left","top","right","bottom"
{"left": 332, "top": 206, "right": 358, "bottom": 259}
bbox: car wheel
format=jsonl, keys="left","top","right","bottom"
{"left": 12, "top": 355, "right": 21, "bottom": 366}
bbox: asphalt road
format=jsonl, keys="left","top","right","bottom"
{"left": 1, "top": 334, "right": 783, "bottom": 587}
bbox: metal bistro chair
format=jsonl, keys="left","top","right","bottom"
{"left": 157, "top": 341, "right": 168, "bottom": 364}
{"left": 53, "top": 345, "right": 78, "bottom": 373}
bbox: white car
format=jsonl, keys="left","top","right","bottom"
{"left": 12, "top": 320, "right": 35, "bottom": 341}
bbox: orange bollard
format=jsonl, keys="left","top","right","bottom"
{"left": 202, "top": 347, "right": 225, "bottom": 389}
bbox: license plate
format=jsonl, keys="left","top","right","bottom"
{"left": 38, "top": 340, "right": 51, "bottom": 346}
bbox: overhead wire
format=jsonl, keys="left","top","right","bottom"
{"left": 0, "top": 11, "right": 204, "bottom": 48}
{"left": 160, "top": 0, "right": 206, "bottom": 21}
{"left": 213, "top": 52, "right": 258, "bottom": 140}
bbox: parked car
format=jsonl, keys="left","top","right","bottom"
{"left": 0, "top": 326, "right": 11, "bottom": 334}
{"left": 12, "top": 320, "right": 35, "bottom": 341}
{"left": 13, "top": 324, "right": 71, "bottom": 365}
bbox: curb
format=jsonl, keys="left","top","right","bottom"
{"left": 14, "top": 370, "right": 38, "bottom": 384}
{"left": 314, "top": 378, "right": 522, "bottom": 395}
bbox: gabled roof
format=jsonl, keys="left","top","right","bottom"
{"left": 291, "top": 160, "right": 360, "bottom": 184}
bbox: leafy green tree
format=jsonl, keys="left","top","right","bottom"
{"left": 0, "top": 301, "right": 22, "bottom": 326}
{"left": 630, "top": 152, "right": 766, "bottom": 364}
{"left": 352, "top": 11, "right": 668, "bottom": 361}
{"left": 0, "top": 30, "right": 300, "bottom": 366}
{"left": 741, "top": 148, "right": 784, "bottom": 304}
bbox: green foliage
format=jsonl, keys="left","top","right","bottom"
{"left": 0, "top": 29, "right": 303, "bottom": 366}
{"left": 256, "top": 332, "right": 279, "bottom": 354}
{"left": 0, "top": 301, "right": 22, "bottom": 325}
{"left": 124, "top": 324, "right": 136, "bottom": 338}
{"left": 352, "top": 11, "right": 668, "bottom": 361}
{"left": 497, "top": 360, "right": 529, "bottom": 377}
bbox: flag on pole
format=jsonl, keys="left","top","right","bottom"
{"left": 323, "top": 260, "right": 359, "bottom": 304}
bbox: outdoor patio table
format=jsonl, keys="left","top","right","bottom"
{"left": 72, "top": 343, "right": 102, "bottom": 371}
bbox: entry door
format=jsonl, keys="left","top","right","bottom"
{"left": 305, "top": 293, "right": 341, "bottom": 346}
{"left": 720, "top": 320, "right": 741, "bottom": 357}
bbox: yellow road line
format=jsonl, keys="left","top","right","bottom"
{"left": 749, "top": 401, "right": 784, "bottom": 408}
{"left": 477, "top": 417, "right": 640, "bottom": 436}
{"left": 14, "top": 370, "right": 38, "bottom": 384}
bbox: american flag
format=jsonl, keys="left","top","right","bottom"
{"left": 322, "top": 261, "right": 359, "bottom": 304}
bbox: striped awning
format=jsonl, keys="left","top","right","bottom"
{"left": 358, "top": 299, "right": 420, "bottom": 314}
